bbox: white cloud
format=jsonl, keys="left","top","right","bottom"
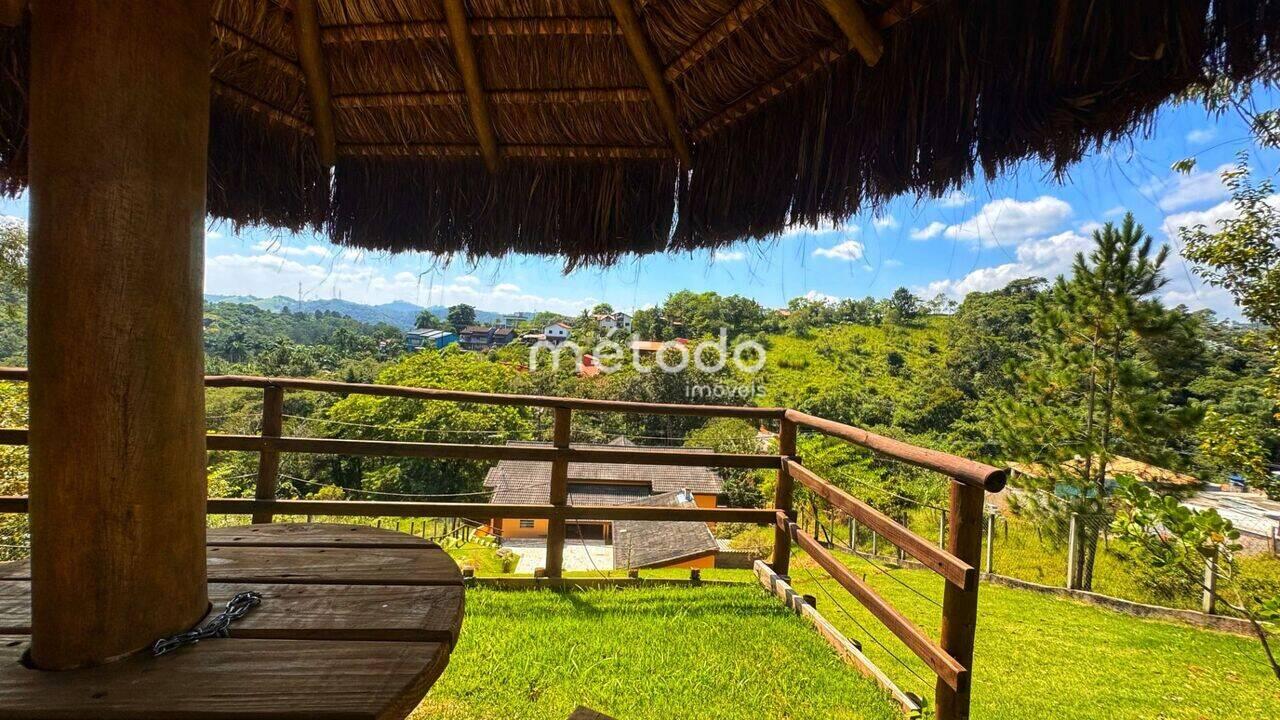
{"left": 205, "top": 229, "right": 224, "bottom": 241}
{"left": 910, "top": 221, "right": 947, "bottom": 240}
{"left": 205, "top": 253, "right": 600, "bottom": 314}
{"left": 1186, "top": 127, "right": 1216, "bottom": 145}
{"left": 1145, "top": 163, "right": 1231, "bottom": 212}
{"left": 1160, "top": 198, "right": 1239, "bottom": 240}
{"left": 883, "top": 259, "right": 904, "bottom": 268}
{"left": 937, "top": 191, "right": 972, "bottom": 207}
{"left": 813, "top": 239, "right": 865, "bottom": 261}
{"left": 712, "top": 249, "right": 746, "bottom": 262}
{"left": 872, "top": 215, "right": 900, "bottom": 230}
{"left": 939, "top": 196, "right": 1073, "bottom": 247}
{"left": 921, "top": 230, "right": 1091, "bottom": 298}
{"left": 803, "top": 290, "right": 840, "bottom": 304}
{"left": 251, "top": 239, "right": 332, "bottom": 258}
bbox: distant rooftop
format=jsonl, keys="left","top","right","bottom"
{"left": 484, "top": 438, "right": 722, "bottom": 505}
{"left": 613, "top": 490, "right": 719, "bottom": 569}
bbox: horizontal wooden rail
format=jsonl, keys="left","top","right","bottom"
{"left": 786, "top": 460, "right": 975, "bottom": 590}
{"left": 785, "top": 410, "right": 1006, "bottom": 492}
{"left": 206, "top": 375, "right": 786, "bottom": 419}
{"left": 0, "top": 367, "right": 786, "bottom": 419}
{"left": 210, "top": 435, "right": 782, "bottom": 469}
{"left": 0, "top": 496, "right": 779, "bottom": 524}
{"left": 778, "top": 512, "right": 967, "bottom": 690}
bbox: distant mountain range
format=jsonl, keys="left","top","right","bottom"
{"left": 204, "top": 294, "right": 505, "bottom": 330}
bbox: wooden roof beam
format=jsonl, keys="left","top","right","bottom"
{"left": 442, "top": 0, "right": 501, "bottom": 173}
{"left": 815, "top": 0, "right": 885, "bottom": 66}
{"left": 607, "top": 0, "right": 693, "bottom": 167}
{"left": 292, "top": 0, "right": 338, "bottom": 167}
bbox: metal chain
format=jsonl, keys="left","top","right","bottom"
{"left": 151, "top": 591, "right": 263, "bottom": 656}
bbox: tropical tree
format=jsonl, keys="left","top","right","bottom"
{"left": 415, "top": 310, "right": 444, "bottom": 330}
{"left": 684, "top": 418, "right": 765, "bottom": 508}
{"left": 996, "top": 214, "right": 1192, "bottom": 589}
{"left": 446, "top": 304, "right": 476, "bottom": 333}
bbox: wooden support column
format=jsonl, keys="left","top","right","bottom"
{"left": 293, "top": 0, "right": 338, "bottom": 167}
{"left": 607, "top": 0, "right": 693, "bottom": 167}
{"left": 252, "top": 385, "right": 285, "bottom": 524}
{"left": 27, "top": 0, "right": 211, "bottom": 669}
{"left": 442, "top": 0, "right": 501, "bottom": 173}
{"left": 771, "top": 418, "right": 796, "bottom": 576}
{"left": 544, "top": 407, "right": 572, "bottom": 578}
{"left": 815, "top": 0, "right": 885, "bottom": 66}
{"left": 935, "top": 481, "right": 985, "bottom": 720}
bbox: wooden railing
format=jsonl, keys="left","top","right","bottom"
{"left": 0, "top": 367, "right": 1005, "bottom": 719}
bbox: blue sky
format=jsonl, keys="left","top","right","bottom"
{"left": 2, "top": 95, "right": 1272, "bottom": 319}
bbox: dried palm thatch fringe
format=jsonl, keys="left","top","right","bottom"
{"left": 674, "top": 0, "right": 1280, "bottom": 249}
{"left": 1, "top": 1, "right": 1280, "bottom": 265}
{"left": 329, "top": 155, "right": 675, "bottom": 270}
{"left": 0, "top": 25, "right": 25, "bottom": 196}
{"left": 207, "top": 93, "right": 329, "bottom": 233}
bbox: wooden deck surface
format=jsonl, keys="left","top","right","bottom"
{"left": 0, "top": 523, "right": 464, "bottom": 719}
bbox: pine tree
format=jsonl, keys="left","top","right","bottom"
{"left": 996, "top": 214, "right": 1189, "bottom": 589}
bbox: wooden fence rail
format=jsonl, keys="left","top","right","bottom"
{"left": 0, "top": 368, "right": 1003, "bottom": 720}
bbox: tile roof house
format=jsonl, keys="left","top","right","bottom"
{"left": 483, "top": 437, "right": 723, "bottom": 568}
{"left": 458, "top": 325, "right": 496, "bottom": 351}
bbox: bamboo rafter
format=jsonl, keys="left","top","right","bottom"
{"left": 333, "top": 88, "right": 652, "bottom": 108}
{"left": 815, "top": 0, "right": 885, "bottom": 66}
{"left": 291, "top": 0, "right": 337, "bottom": 166}
{"left": 213, "top": 80, "right": 313, "bottom": 134}
{"left": 212, "top": 20, "right": 302, "bottom": 80}
{"left": 664, "top": 0, "right": 774, "bottom": 81}
{"left": 321, "top": 17, "right": 621, "bottom": 44}
{"left": 607, "top": 0, "right": 692, "bottom": 166}
{"left": 442, "top": 0, "right": 501, "bottom": 173}
{"left": 692, "top": 0, "right": 936, "bottom": 141}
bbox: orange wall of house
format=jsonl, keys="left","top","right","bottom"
{"left": 499, "top": 518, "right": 549, "bottom": 538}
{"left": 693, "top": 493, "right": 717, "bottom": 508}
{"left": 665, "top": 554, "right": 715, "bottom": 569}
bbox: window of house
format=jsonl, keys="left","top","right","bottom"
{"left": 518, "top": 519, "right": 535, "bottom": 529}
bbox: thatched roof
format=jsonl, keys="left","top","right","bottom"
{"left": 1, "top": 1, "right": 1278, "bottom": 265}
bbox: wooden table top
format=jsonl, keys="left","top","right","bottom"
{"left": 0, "top": 523, "right": 464, "bottom": 719}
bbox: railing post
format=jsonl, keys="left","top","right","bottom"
{"left": 544, "top": 407, "right": 572, "bottom": 578}
{"left": 984, "top": 512, "right": 995, "bottom": 575}
{"left": 1202, "top": 546, "right": 1218, "bottom": 615}
{"left": 935, "top": 480, "right": 984, "bottom": 720}
{"left": 1066, "top": 513, "right": 1079, "bottom": 590}
{"left": 771, "top": 417, "right": 797, "bottom": 576}
{"left": 252, "top": 385, "right": 284, "bottom": 524}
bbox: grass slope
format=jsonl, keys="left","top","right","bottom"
{"left": 413, "top": 584, "right": 901, "bottom": 720}
{"left": 783, "top": 551, "right": 1280, "bottom": 720}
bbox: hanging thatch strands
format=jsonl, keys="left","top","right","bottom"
{"left": 664, "top": 0, "right": 773, "bottom": 82}
{"left": 691, "top": 43, "right": 843, "bottom": 143}
{"left": 340, "top": 144, "right": 673, "bottom": 160}
{"left": 322, "top": 18, "right": 622, "bottom": 44}
{"left": 607, "top": 0, "right": 692, "bottom": 167}
{"left": 442, "top": 0, "right": 501, "bottom": 173}
{"left": 291, "top": 0, "right": 336, "bottom": 167}
{"left": 815, "top": 0, "right": 885, "bottom": 66}
{"left": 2, "top": 0, "right": 1280, "bottom": 263}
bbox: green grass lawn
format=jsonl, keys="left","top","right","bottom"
{"left": 412, "top": 584, "right": 902, "bottom": 720}
{"left": 418, "top": 558, "right": 1280, "bottom": 719}
{"left": 783, "top": 549, "right": 1280, "bottom": 720}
